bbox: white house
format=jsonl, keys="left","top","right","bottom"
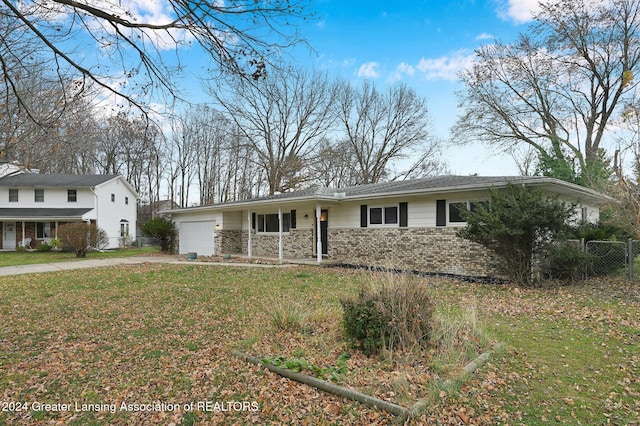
{"left": 0, "top": 173, "right": 138, "bottom": 250}
{"left": 167, "top": 175, "right": 609, "bottom": 278}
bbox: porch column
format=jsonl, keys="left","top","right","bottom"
{"left": 55, "top": 221, "right": 58, "bottom": 239}
{"left": 247, "top": 210, "right": 252, "bottom": 258}
{"left": 21, "top": 221, "right": 25, "bottom": 247}
{"left": 278, "top": 207, "right": 283, "bottom": 263}
{"left": 316, "top": 203, "right": 322, "bottom": 263}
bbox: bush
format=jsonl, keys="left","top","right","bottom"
{"left": 37, "top": 242, "right": 52, "bottom": 252}
{"left": 58, "top": 222, "right": 108, "bottom": 257}
{"left": 141, "top": 217, "right": 176, "bottom": 252}
{"left": 457, "top": 184, "right": 576, "bottom": 287}
{"left": 341, "top": 272, "right": 434, "bottom": 356}
{"left": 541, "top": 242, "right": 592, "bottom": 282}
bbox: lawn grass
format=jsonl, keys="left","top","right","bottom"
{"left": 0, "top": 246, "right": 161, "bottom": 267}
{"left": 0, "top": 264, "right": 637, "bottom": 425}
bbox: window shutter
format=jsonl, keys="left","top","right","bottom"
{"left": 252, "top": 212, "right": 256, "bottom": 230}
{"left": 360, "top": 205, "right": 368, "bottom": 228}
{"left": 399, "top": 202, "right": 408, "bottom": 227}
{"left": 436, "top": 200, "right": 446, "bottom": 226}
{"left": 290, "top": 210, "right": 296, "bottom": 229}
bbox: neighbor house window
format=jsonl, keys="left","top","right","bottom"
{"left": 111, "top": 193, "right": 115, "bottom": 202}
{"left": 68, "top": 189, "right": 77, "bottom": 202}
{"left": 8, "top": 189, "right": 18, "bottom": 202}
{"left": 36, "top": 222, "right": 51, "bottom": 239}
{"left": 256, "top": 212, "right": 291, "bottom": 233}
{"left": 125, "top": 196, "right": 129, "bottom": 205}
{"left": 34, "top": 189, "right": 44, "bottom": 202}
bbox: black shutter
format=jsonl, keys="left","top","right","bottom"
{"left": 436, "top": 200, "right": 446, "bottom": 226}
{"left": 360, "top": 205, "right": 368, "bottom": 228}
{"left": 290, "top": 210, "right": 296, "bottom": 229}
{"left": 399, "top": 202, "right": 408, "bottom": 227}
{"left": 252, "top": 212, "right": 256, "bottom": 230}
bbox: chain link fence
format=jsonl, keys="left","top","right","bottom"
{"left": 566, "top": 239, "right": 640, "bottom": 280}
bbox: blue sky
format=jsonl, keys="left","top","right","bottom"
{"left": 281, "top": 0, "right": 541, "bottom": 176}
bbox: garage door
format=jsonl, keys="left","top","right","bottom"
{"left": 179, "top": 221, "right": 215, "bottom": 256}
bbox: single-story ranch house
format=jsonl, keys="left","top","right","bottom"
{"left": 0, "top": 172, "right": 138, "bottom": 250}
{"left": 166, "top": 175, "right": 608, "bottom": 278}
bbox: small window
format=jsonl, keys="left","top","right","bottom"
{"left": 36, "top": 222, "right": 51, "bottom": 239}
{"left": 125, "top": 196, "right": 129, "bottom": 205}
{"left": 448, "top": 202, "right": 466, "bottom": 223}
{"left": 370, "top": 207, "right": 383, "bottom": 225}
{"left": 8, "top": 189, "right": 18, "bottom": 202}
{"left": 34, "top": 189, "right": 44, "bottom": 202}
{"left": 369, "top": 206, "right": 398, "bottom": 226}
{"left": 68, "top": 189, "right": 77, "bottom": 203}
{"left": 111, "top": 193, "right": 115, "bottom": 202}
{"left": 581, "top": 206, "right": 588, "bottom": 222}
{"left": 384, "top": 206, "right": 398, "bottom": 224}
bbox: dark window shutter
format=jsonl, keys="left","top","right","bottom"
{"left": 252, "top": 212, "right": 256, "bottom": 230}
{"left": 399, "top": 202, "right": 408, "bottom": 227}
{"left": 360, "top": 205, "right": 368, "bottom": 228}
{"left": 290, "top": 210, "right": 296, "bottom": 229}
{"left": 436, "top": 200, "right": 446, "bottom": 226}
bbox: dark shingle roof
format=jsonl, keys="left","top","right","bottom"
{"left": 0, "top": 208, "right": 93, "bottom": 219}
{"left": 0, "top": 174, "right": 117, "bottom": 188}
{"left": 166, "top": 175, "right": 608, "bottom": 214}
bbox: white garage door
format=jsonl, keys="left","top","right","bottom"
{"left": 179, "top": 221, "right": 215, "bottom": 256}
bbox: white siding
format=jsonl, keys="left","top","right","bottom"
{"left": 94, "top": 178, "right": 138, "bottom": 248}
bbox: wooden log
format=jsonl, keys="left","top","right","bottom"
{"left": 232, "top": 351, "right": 412, "bottom": 419}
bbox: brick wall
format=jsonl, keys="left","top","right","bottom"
{"left": 240, "top": 228, "right": 314, "bottom": 258}
{"left": 330, "top": 227, "right": 500, "bottom": 277}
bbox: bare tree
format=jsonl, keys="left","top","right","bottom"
{"left": 212, "top": 66, "right": 337, "bottom": 194}
{"left": 1, "top": 0, "right": 313, "bottom": 119}
{"left": 335, "top": 79, "right": 439, "bottom": 184}
{"left": 455, "top": 0, "right": 640, "bottom": 186}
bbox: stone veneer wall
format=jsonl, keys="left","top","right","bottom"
{"left": 216, "top": 230, "right": 242, "bottom": 255}
{"left": 240, "top": 228, "right": 314, "bottom": 258}
{"left": 330, "top": 227, "right": 501, "bottom": 278}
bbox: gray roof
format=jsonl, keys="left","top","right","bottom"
{"left": 0, "top": 174, "right": 117, "bottom": 188}
{"left": 167, "top": 175, "right": 609, "bottom": 214}
{"left": 0, "top": 208, "right": 93, "bottom": 219}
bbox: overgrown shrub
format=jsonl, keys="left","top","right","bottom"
{"left": 141, "top": 217, "right": 176, "bottom": 252}
{"left": 457, "top": 184, "right": 576, "bottom": 287}
{"left": 341, "top": 272, "right": 434, "bottom": 356}
{"left": 57, "top": 222, "right": 108, "bottom": 257}
{"left": 541, "top": 242, "right": 592, "bottom": 281}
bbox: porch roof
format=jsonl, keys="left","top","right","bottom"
{"left": 0, "top": 208, "right": 93, "bottom": 221}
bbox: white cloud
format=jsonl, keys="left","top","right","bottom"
{"left": 357, "top": 62, "right": 380, "bottom": 79}
{"left": 476, "top": 32, "right": 494, "bottom": 41}
{"left": 416, "top": 50, "right": 475, "bottom": 81}
{"left": 388, "top": 62, "right": 415, "bottom": 82}
{"left": 497, "top": 0, "right": 540, "bottom": 24}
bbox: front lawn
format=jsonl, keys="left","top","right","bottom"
{"left": 0, "top": 246, "right": 161, "bottom": 267}
{"left": 0, "top": 265, "right": 637, "bottom": 425}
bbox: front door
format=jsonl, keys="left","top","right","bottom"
{"left": 320, "top": 209, "right": 328, "bottom": 255}
{"left": 4, "top": 222, "right": 16, "bottom": 250}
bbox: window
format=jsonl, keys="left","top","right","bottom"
{"left": 120, "top": 222, "right": 129, "bottom": 237}
{"left": 34, "top": 189, "right": 44, "bottom": 202}
{"left": 8, "top": 189, "right": 18, "bottom": 202}
{"left": 448, "top": 203, "right": 466, "bottom": 223}
{"left": 111, "top": 193, "right": 115, "bottom": 202}
{"left": 256, "top": 212, "right": 291, "bottom": 233}
{"left": 368, "top": 205, "right": 399, "bottom": 226}
{"left": 36, "top": 222, "right": 51, "bottom": 239}
{"left": 68, "top": 189, "right": 77, "bottom": 202}
{"left": 125, "top": 196, "right": 129, "bottom": 205}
